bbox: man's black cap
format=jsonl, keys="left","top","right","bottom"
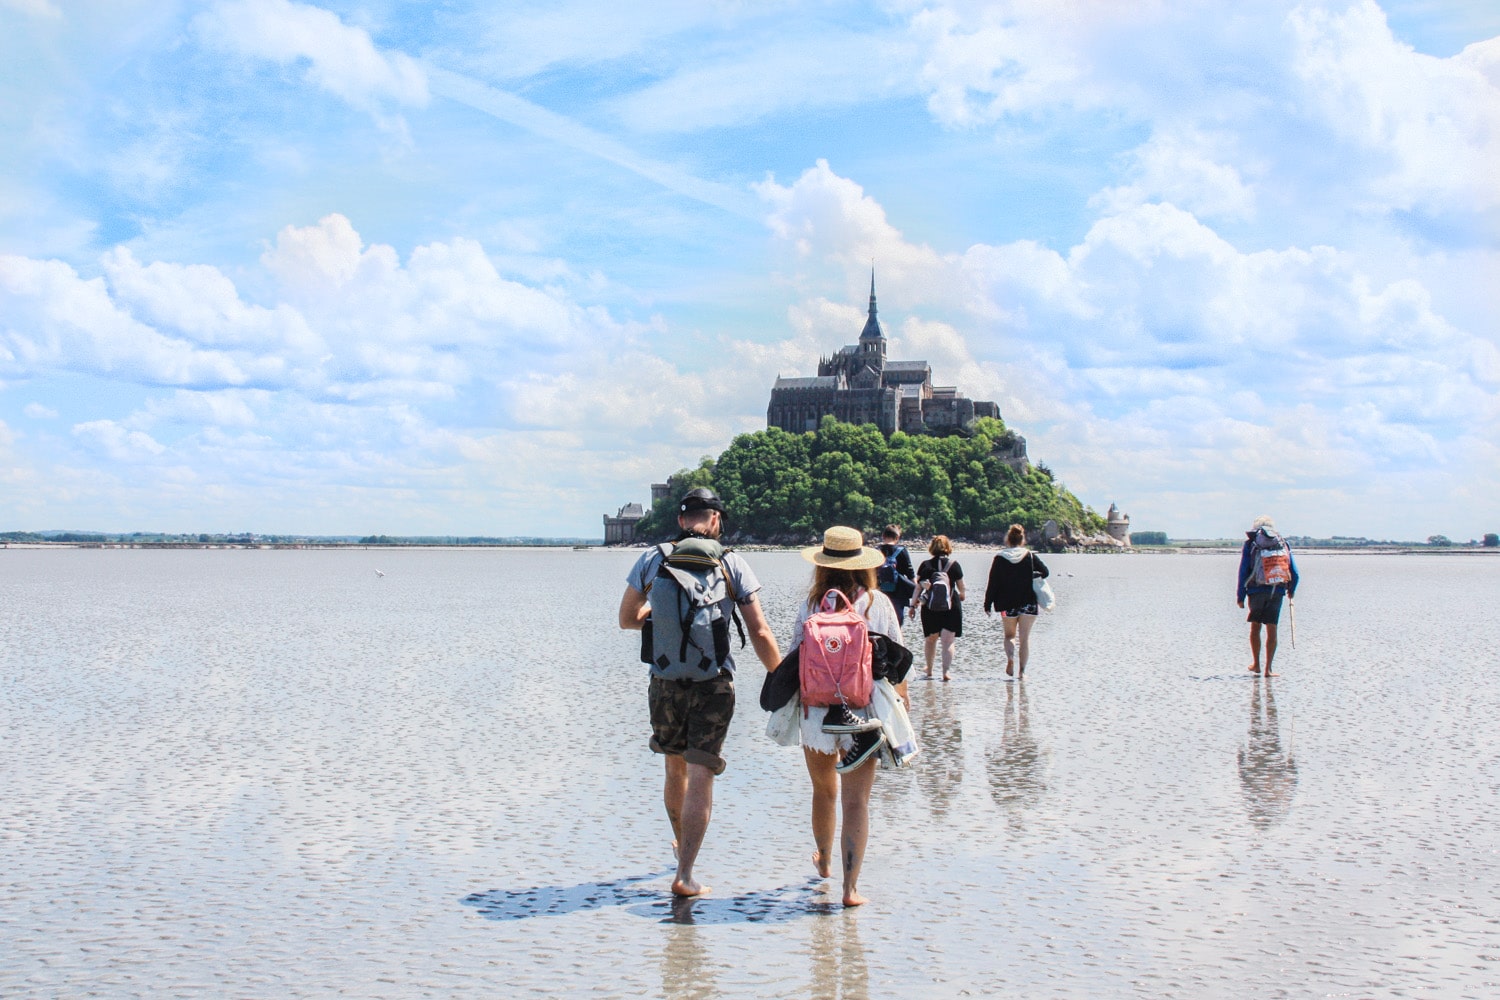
{"left": 679, "top": 487, "right": 726, "bottom": 515}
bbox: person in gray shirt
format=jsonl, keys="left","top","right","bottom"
{"left": 618, "top": 488, "right": 780, "bottom": 897}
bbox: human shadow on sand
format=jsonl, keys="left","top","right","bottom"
{"left": 463, "top": 873, "right": 836, "bottom": 925}
{"left": 631, "top": 878, "right": 837, "bottom": 925}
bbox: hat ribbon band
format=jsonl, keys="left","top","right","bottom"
{"left": 822, "top": 544, "right": 864, "bottom": 558}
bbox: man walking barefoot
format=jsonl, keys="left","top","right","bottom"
{"left": 1236, "top": 515, "right": 1300, "bottom": 677}
{"left": 618, "top": 488, "right": 780, "bottom": 897}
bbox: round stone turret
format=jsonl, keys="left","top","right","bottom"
{"left": 1105, "top": 502, "right": 1131, "bottom": 545}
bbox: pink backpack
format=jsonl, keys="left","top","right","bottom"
{"left": 799, "top": 589, "right": 873, "bottom": 710}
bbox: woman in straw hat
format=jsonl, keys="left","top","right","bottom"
{"left": 786, "top": 525, "right": 910, "bottom": 906}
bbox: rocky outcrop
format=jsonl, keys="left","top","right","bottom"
{"left": 1040, "top": 518, "right": 1126, "bottom": 552}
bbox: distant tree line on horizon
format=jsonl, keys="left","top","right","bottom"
{"left": 633, "top": 416, "right": 1106, "bottom": 545}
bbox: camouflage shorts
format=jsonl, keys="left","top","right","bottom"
{"left": 648, "top": 672, "right": 735, "bottom": 775}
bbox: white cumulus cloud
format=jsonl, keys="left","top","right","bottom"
{"left": 196, "top": 0, "right": 428, "bottom": 113}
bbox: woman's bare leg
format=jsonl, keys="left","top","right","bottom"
{"left": 940, "top": 629, "right": 956, "bottom": 680}
{"left": 1016, "top": 614, "right": 1036, "bottom": 674}
{"left": 803, "top": 748, "right": 837, "bottom": 878}
{"left": 838, "top": 754, "right": 877, "bottom": 906}
{"left": 923, "top": 634, "right": 937, "bottom": 677}
{"left": 1003, "top": 616, "right": 1018, "bottom": 676}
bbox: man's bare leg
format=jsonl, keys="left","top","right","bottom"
{"left": 671, "top": 761, "right": 715, "bottom": 897}
{"left": 803, "top": 748, "right": 837, "bottom": 879}
{"left": 1248, "top": 622, "right": 1263, "bottom": 673}
{"left": 838, "top": 755, "right": 877, "bottom": 906}
{"left": 1263, "top": 623, "right": 1279, "bottom": 677}
{"left": 663, "top": 754, "right": 687, "bottom": 858}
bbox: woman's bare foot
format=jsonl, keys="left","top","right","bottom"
{"left": 923, "top": 668, "right": 932, "bottom": 679}
{"left": 1248, "top": 663, "right": 1261, "bottom": 673}
{"left": 1005, "top": 659, "right": 1014, "bottom": 677}
{"left": 842, "top": 890, "right": 868, "bottom": 907}
{"left": 1264, "top": 669, "right": 1279, "bottom": 677}
{"left": 812, "top": 850, "right": 831, "bottom": 879}
{"left": 671, "top": 878, "right": 709, "bottom": 897}
{"left": 941, "top": 672, "right": 950, "bottom": 682}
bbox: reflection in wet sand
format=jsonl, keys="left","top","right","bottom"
{"left": 808, "top": 910, "right": 869, "bottom": 1000}
{"left": 986, "top": 682, "right": 1047, "bottom": 826}
{"left": 912, "top": 686, "right": 963, "bottom": 819}
{"left": 1237, "top": 678, "right": 1297, "bottom": 829}
{"left": 661, "top": 920, "right": 717, "bottom": 1000}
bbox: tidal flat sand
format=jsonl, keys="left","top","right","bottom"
{"left": 2, "top": 548, "right": 1497, "bottom": 998}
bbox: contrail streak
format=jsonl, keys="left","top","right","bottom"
{"left": 423, "top": 65, "right": 760, "bottom": 221}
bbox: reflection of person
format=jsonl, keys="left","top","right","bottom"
{"left": 809, "top": 897, "right": 870, "bottom": 999}
{"left": 617, "top": 488, "right": 782, "bottom": 898}
{"left": 787, "top": 526, "right": 909, "bottom": 907}
{"left": 986, "top": 682, "right": 1046, "bottom": 825}
{"left": 983, "top": 523, "right": 1049, "bottom": 679}
{"left": 1237, "top": 678, "right": 1298, "bottom": 829}
{"left": 913, "top": 535, "right": 965, "bottom": 681}
{"left": 1236, "top": 515, "right": 1300, "bottom": 677}
{"left": 876, "top": 524, "right": 917, "bottom": 625}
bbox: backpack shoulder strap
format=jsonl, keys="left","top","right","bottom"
{"left": 643, "top": 542, "right": 675, "bottom": 594}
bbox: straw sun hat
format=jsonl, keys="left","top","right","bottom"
{"left": 800, "top": 526, "right": 885, "bottom": 570}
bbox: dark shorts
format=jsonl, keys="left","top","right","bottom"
{"left": 1247, "top": 591, "right": 1284, "bottom": 625}
{"left": 920, "top": 604, "right": 963, "bottom": 638}
{"left": 1000, "top": 604, "right": 1039, "bottom": 618}
{"left": 648, "top": 672, "right": 735, "bottom": 775}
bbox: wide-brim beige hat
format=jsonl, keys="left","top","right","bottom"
{"left": 800, "top": 526, "right": 885, "bottom": 570}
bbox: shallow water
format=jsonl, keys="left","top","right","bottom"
{"left": 2, "top": 548, "right": 1497, "bottom": 998}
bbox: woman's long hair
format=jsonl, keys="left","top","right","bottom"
{"left": 807, "top": 565, "right": 877, "bottom": 609}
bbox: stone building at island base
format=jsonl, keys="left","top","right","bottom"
{"left": 602, "top": 502, "right": 645, "bottom": 545}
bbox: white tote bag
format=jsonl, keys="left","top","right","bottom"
{"left": 1031, "top": 553, "right": 1057, "bottom": 611}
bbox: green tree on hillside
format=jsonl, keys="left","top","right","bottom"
{"left": 636, "top": 416, "right": 1104, "bottom": 544}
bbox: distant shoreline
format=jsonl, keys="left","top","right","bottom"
{"left": 3, "top": 540, "right": 1494, "bottom": 556}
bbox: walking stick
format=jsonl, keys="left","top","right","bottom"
{"left": 1287, "top": 594, "right": 1296, "bottom": 650}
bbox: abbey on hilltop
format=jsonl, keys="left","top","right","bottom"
{"left": 766, "top": 273, "right": 1002, "bottom": 437}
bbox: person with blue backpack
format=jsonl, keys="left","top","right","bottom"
{"left": 618, "top": 487, "right": 782, "bottom": 898}
{"left": 875, "top": 524, "right": 917, "bottom": 624}
{"left": 1237, "top": 515, "right": 1300, "bottom": 677}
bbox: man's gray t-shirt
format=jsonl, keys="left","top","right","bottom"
{"left": 627, "top": 543, "right": 761, "bottom": 676}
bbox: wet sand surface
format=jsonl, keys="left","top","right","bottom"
{"left": 2, "top": 548, "right": 1497, "bottom": 998}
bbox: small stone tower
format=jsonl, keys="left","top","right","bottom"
{"left": 1105, "top": 502, "right": 1131, "bottom": 545}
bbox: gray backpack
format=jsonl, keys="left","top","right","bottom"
{"left": 644, "top": 537, "right": 745, "bottom": 680}
{"left": 925, "top": 557, "right": 953, "bottom": 612}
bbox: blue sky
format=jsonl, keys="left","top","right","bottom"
{"left": 1, "top": 0, "right": 1496, "bottom": 539}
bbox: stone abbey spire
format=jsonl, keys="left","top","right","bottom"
{"left": 858, "top": 269, "right": 884, "bottom": 349}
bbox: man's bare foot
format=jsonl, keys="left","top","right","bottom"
{"left": 812, "top": 850, "right": 831, "bottom": 879}
{"left": 671, "top": 878, "right": 709, "bottom": 897}
{"left": 842, "top": 890, "right": 868, "bottom": 907}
